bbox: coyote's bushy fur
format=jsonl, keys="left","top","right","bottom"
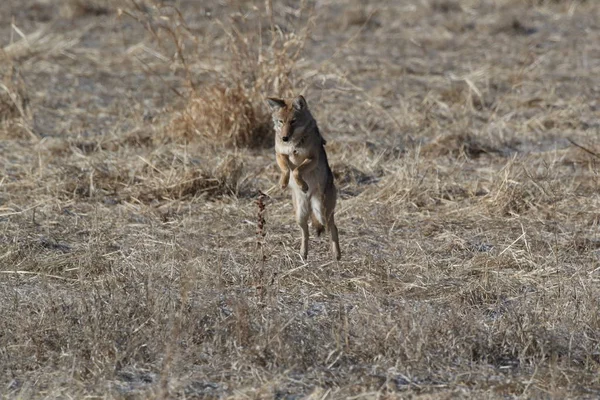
{"left": 267, "top": 95, "right": 341, "bottom": 260}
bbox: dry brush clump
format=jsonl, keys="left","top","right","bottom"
{"left": 127, "top": 1, "right": 314, "bottom": 148}
{"left": 172, "top": 83, "right": 273, "bottom": 148}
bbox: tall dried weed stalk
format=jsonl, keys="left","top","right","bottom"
{"left": 256, "top": 191, "right": 267, "bottom": 262}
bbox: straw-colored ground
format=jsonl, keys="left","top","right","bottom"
{"left": 1, "top": 0, "right": 599, "bottom": 398}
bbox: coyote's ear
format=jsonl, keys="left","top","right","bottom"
{"left": 292, "top": 95, "right": 307, "bottom": 111}
{"left": 267, "top": 97, "right": 286, "bottom": 111}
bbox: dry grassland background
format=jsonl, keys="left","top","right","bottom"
{"left": 1, "top": 0, "right": 600, "bottom": 398}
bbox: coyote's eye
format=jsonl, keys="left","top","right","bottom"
{"left": 277, "top": 119, "right": 283, "bottom": 125}
{"left": 290, "top": 118, "right": 297, "bottom": 124}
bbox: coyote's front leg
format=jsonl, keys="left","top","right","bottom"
{"left": 276, "top": 153, "right": 290, "bottom": 189}
{"left": 293, "top": 156, "right": 318, "bottom": 193}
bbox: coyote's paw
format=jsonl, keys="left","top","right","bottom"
{"left": 298, "top": 180, "right": 309, "bottom": 193}
{"left": 279, "top": 174, "right": 289, "bottom": 190}
{"left": 293, "top": 170, "right": 309, "bottom": 193}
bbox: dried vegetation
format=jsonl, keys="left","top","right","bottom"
{"left": 1, "top": 0, "right": 600, "bottom": 398}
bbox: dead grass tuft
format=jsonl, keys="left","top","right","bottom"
{"left": 333, "top": 163, "right": 379, "bottom": 186}
{"left": 421, "top": 133, "right": 500, "bottom": 159}
{"left": 214, "top": 153, "right": 244, "bottom": 193}
{"left": 431, "top": 0, "right": 463, "bottom": 13}
{"left": 58, "top": 153, "right": 243, "bottom": 203}
{"left": 61, "top": 0, "right": 117, "bottom": 18}
{"left": 149, "top": 169, "right": 224, "bottom": 201}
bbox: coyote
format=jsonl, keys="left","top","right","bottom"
{"left": 267, "top": 95, "right": 341, "bottom": 261}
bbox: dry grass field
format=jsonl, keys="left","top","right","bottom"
{"left": 1, "top": 0, "right": 600, "bottom": 398}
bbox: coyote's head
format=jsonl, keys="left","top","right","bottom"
{"left": 267, "top": 95, "right": 310, "bottom": 143}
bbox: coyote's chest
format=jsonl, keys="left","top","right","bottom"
{"left": 276, "top": 139, "right": 310, "bottom": 168}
